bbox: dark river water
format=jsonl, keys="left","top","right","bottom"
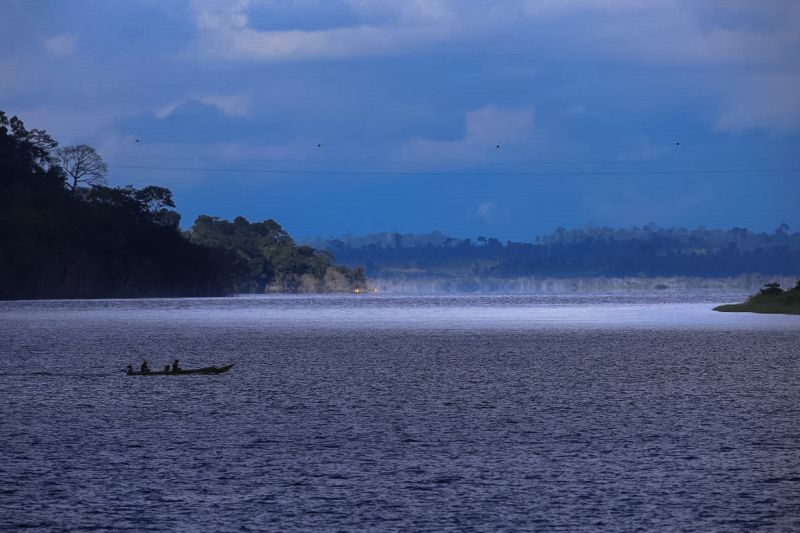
{"left": 2, "top": 293, "right": 799, "bottom": 531}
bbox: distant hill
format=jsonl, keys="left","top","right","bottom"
{"left": 307, "top": 225, "right": 800, "bottom": 292}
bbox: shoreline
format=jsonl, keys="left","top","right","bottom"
{"left": 713, "top": 303, "right": 800, "bottom": 315}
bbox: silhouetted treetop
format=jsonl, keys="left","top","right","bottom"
{"left": 0, "top": 109, "right": 366, "bottom": 299}
{"left": 56, "top": 144, "right": 108, "bottom": 190}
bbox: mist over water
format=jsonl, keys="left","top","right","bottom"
{"left": 2, "top": 293, "right": 799, "bottom": 530}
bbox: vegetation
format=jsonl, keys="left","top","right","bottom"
{"left": 0, "top": 110, "right": 366, "bottom": 299}
{"left": 56, "top": 144, "right": 108, "bottom": 191}
{"left": 311, "top": 225, "right": 800, "bottom": 281}
{"left": 188, "top": 216, "right": 367, "bottom": 294}
{"left": 714, "top": 281, "right": 800, "bottom": 315}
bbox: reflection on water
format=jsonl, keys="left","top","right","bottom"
{"left": 1, "top": 293, "right": 799, "bottom": 530}
{"left": 1, "top": 291, "right": 797, "bottom": 332}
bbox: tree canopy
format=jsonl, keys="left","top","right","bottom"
{"left": 56, "top": 144, "right": 108, "bottom": 190}
{"left": 0, "top": 110, "right": 367, "bottom": 299}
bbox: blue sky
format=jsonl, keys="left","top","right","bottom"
{"left": 2, "top": 0, "right": 799, "bottom": 241}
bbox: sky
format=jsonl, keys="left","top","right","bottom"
{"left": 1, "top": 0, "right": 799, "bottom": 241}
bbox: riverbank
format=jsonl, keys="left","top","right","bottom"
{"left": 714, "top": 281, "right": 800, "bottom": 315}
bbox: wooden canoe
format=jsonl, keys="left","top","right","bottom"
{"left": 126, "top": 364, "right": 234, "bottom": 376}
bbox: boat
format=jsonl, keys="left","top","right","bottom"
{"left": 126, "top": 364, "right": 234, "bottom": 376}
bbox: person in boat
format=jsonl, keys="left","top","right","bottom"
{"left": 164, "top": 364, "right": 171, "bottom": 373}
{"left": 140, "top": 360, "right": 150, "bottom": 374}
{"left": 126, "top": 364, "right": 133, "bottom": 375}
{"left": 172, "top": 359, "right": 181, "bottom": 373}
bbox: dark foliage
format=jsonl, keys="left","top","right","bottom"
{"left": 715, "top": 280, "right": 800, "bottom": 314}
{"left": 0, "top": 110, "right": 364, "bottom": 299}
{"left": 0, "top": 111, "right": 228, "bottom": 299}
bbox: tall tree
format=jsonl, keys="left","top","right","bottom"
{"left": 56, "top": 144, "right": 108, "bottom": 190}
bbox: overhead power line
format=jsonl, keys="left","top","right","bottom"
{"left": 108, "top": 163, "right": 800, "bottom": 177}
{"left": 108, "top": 154, "right": 800, "bottom": 167}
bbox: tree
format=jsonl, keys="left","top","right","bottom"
{"left": 0, "top": 111, "right": 59, "bottom": 167}
{"left": 56, "top": 144, "right": 108, "bottom": 190}
{"left": 760, "top": 282, "right": 783, "bottom": 296}
{"left": 134, "top": 186, "right": 175, "bottom": 214}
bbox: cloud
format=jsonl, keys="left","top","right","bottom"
{"left": 714, "top": 73, "right": 800, "bottom": 134}
{"left": 521, "top": 0, "right": 800, "bottom": 67}
{"left": 155, "top": 93, "right": 251, "bottom": 119}
{"left": 477, "top": 201, "right": 497, "bottom": 222}
{"left": 402, "top": 105, "right": 538, "bottom": 161}
{"left": 44, "top": 33, "right": 78, "bottom": 57}
{"left": 465, "top": 106, "right": 534, "bottom": 144}
{"left": 190, "top": 0, "right": 456, "bottom": 61}
{"left": 184, "top": 1, "right": 800, "bottom": 134}
{"left": 520, "top": 0, "right": 800, "bottom": 133}
{"left": 188, "top": 0, "right": 799, "bottom": 68}
{"left": 155, "top": 101, "right": 181, "bottom": 119}
{"left": 197, "top": 93, "right": 252, "bottom": 116}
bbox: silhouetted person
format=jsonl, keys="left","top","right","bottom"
{"left": 140, "top": 360, "right": 150, "bottom": 374}
{"left": 164, "top": 364, "right": 171, "bottom": 373}
{"left": 126, "top": 364, "right": 133, "bottom": 375}
{"left": 172, "top": 359, "right": 181, "bottom": 373}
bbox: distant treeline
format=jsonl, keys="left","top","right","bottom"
{"left": 0, "top": 110, "right": 365, "bottom": 299}
{"left": 310, "top": 225, "right": 800, "bottom": 281}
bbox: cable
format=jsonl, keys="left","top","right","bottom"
{"left": 108, "top": 153, "right": 800, "bottom": 167}
{"left": 108, "top": 163, "right": 800, "bottom": 177}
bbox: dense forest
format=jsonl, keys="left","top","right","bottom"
{"left": 310, "top": 225, "right": 800, "bottom": 284}
{"left": 0, "top": 111, "right": 366, "bottom": 299}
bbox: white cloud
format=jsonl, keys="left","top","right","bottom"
{"left": 44, "top": 33, "right": 78, "bottom": 57}
{"left": 475, "top": 200, "right": 512, "bottom": 227}
{"left": 197, "top": 93, "right": 252, "bottom": 116}
{"left": 155, "top": 102, "right": 181, "bottom": 119}
{"left": 154, "top": 93, "right": 252, "bottom": 118}
{"left": 190, "top": 0, "right": 457, "bottom": 61}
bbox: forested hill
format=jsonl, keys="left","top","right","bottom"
{"left": 0, "top": 111, "right": 366, "bottom": 299}
{"left": 309, "top": 226, "right": 800, "bottom": 280}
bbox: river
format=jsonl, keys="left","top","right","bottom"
{"left": 2, "top": 293, "right": 799, "bottom": 531}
